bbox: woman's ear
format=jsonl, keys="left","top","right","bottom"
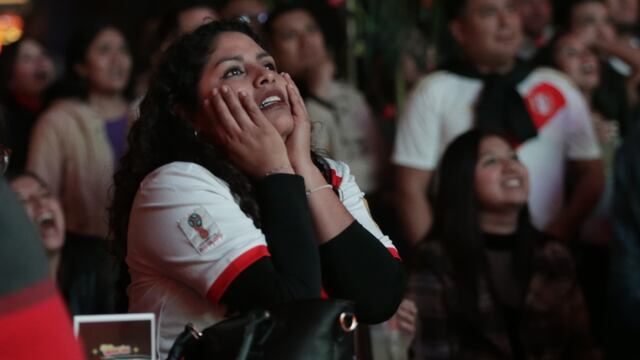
{"left": 172, "top": 103, "right": 200, "bottom": 129}
{"left": 450, "top": 20, "right": 466, "bottom": 46}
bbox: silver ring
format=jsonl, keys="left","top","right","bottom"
{"left": 339, "top": 312, "right": 358, "bottom": 332}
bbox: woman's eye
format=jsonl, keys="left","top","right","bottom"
{"left": 97, "top": 44, "right": 113, "bottom": 55}
{"left": 560, "top": 48, "right": 577, "bottom": 57}
{"left": 482, "top": 156, "right": 497, "bottom": 165}
{"left": 223, "top": 67, "right": 244, "bottom": 79}
{"left": 264, "top": 62, "right": 277, "bottom": 71}
{"left": 278, "top": 31, "right": 296, "bottom": 41}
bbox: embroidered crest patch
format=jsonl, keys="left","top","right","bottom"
{"left": 178, "top": 206, "right": 222, "bottom": 254}
{"left": 523, "top": 82, "right": 566, "bottom": 130}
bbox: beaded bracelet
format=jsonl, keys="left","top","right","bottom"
{"left": 306, "top": 184, "right": 333, "bottom": 197}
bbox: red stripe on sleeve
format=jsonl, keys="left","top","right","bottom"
{"left": 330, "top": 169, "right": 343, "bottom": 189}
{"left": 388, "top": 247, "right": 402, "bottom": 260}
{"left": 206, "top": 245, "right": 271, "bottom": 304}
{"left": 0, "top": 281, "right": 85, "bottom": 359}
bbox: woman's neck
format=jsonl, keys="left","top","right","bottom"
{"left": 479, "top": 210, "right": 519, "bottom": 234}
{"left": 48, "top": 251, "right": 61, "bottom": 282}
{"left": 581, "top": 88, "right": 594, "bottom": 102}
{"left": 473, "top": 57, "right": 515, "bottom": 75}
{"left": 88, "top": 92, "right": 127, "bottom": 120}
{"left": 13, "top": 91, "right": 43, "bottom": 112}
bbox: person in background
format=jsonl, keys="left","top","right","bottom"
{"left": 27, "top": 21, "right": 133, "bottom": 239}
{"left": 219, "top": 0, "right": 269, "bottom": 35}
{"left": 264, "top": 4, "right": 383, "bottom": 195}
{"left": 393, "top": 0, "right": 603, "bottom": 246}
{"left": 10, "top": 172, "right": 65, "bottom": 281}
{"left": 9, "top": 172, "right": 121, "bottom": 315}
{"left": 517, "top": 0, "right": 555, "bottom": 60}
{"left": 109, "top": 20, "right": 405, "bottom": 358}
{"left": 605, "top": 0, "right": 639, "bottom": 41}
{"left": 535, "top": 19, "right": 625, "bottom": 351}
{"left": 569, "top": 0, "right": 640, "bottom": 108}
{"left": 133, "top": 0, "right": 219, "bottom": 103}
{"left": 543, "top": 31, "right": 620, "bottom": 239}
{"left": 408, "top": 129, "right": 594, "bottom": 359}
{"left": 172, "top": 0, "right": 219, "bottom": 35}
{"left": 0, "top": 109, "right": 85, "bottom": 360}
{"left": 0, "top": 37, "right": 56, "bottom": 177}
{"left": 607, "top": 120, "right": 640, "bottom": 359}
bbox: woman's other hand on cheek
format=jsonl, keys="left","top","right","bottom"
{"left": 203, "top": 85, "right": 293, "bottom": 178}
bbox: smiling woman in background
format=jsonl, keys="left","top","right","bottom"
{"left": 9, "top": 173, "right": 65, "bottom": 279}
{"left": 9, "top": 172, "right": 120, "bottom": 315}
{"left": 408, "top": 129, "right": 595, "bottom": 359}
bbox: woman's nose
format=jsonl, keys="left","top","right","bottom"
{"left": 502, "top": 157, "right": 520, "bottom": 172}
{"left": 29, "top": 195, "right": 46, "bottom": 211}
{"left": 255, "top": 68, "right": 275, "bottom": 86}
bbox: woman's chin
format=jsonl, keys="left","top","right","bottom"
{"left": 40, "top": 225, "right": 64, "bottom": 251}
{"left": 43, "top": 236, "right": 65, "bottom": 254}
{"left": 267, "top": 113, "right": 294, "bottom": 138}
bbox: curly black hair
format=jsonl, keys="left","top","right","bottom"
{"left": 109, "top": 20, "right": 330, "bottom": 258}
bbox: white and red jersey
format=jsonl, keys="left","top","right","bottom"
{"left": 392, "top": 67, "right": 601, "bottom": 229}
{"left": 126, "top": 159, "right": 397, "bottom": 358}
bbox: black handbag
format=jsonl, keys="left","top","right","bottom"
{"left": 167, "top": 298, "right": 358, "bottom": 360}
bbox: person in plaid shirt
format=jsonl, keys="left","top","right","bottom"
{"left": 408, "top": 130, "right": 595, "bottom": 359}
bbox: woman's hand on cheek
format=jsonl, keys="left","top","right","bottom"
{"left": 203, "top": 85, "right": 293, "bottom": 178}
{"left": 283, "top": 73, "right": 314, "bottom": 173}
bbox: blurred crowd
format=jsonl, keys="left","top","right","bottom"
{"left": 1, "top": 0, "right": 640, "bottom": 359}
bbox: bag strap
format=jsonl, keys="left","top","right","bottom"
{"left": 167, "top": 323, "right": 202, "bottom": 360}
{"left": 236, "top": 310, "right": 271, "bottom": 360}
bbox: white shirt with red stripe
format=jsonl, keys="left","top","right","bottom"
{"left": 392, "top": 67, "right": 601, "bottom": 230}
{"left": 126, "top": 159, "right": 397, "bottom": 358}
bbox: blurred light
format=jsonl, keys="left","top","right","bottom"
{"left": 0, "top": 12, "right": 23, "bottom": 50}
{"left": 0, "top": 0, "right": 29, "bottom": 4}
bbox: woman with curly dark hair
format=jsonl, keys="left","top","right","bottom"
{"left": 109, "top": 20, "right": 404, "bottom": 357}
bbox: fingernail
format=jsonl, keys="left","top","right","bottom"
{"left": 212, "top": 88, "right": 218, "bottom": 96}
{"left": 238, "top": 90, "right": 246, "bottom": 98}
{"left": 221, "top": 86, "right": 229, "bottom": 93}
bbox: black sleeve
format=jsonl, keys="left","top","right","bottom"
{"left": 319, "top": 222, "right": 406, "bottom": 324}
{"left": 220, "top": 174, "right": 321, "bottom": 311}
